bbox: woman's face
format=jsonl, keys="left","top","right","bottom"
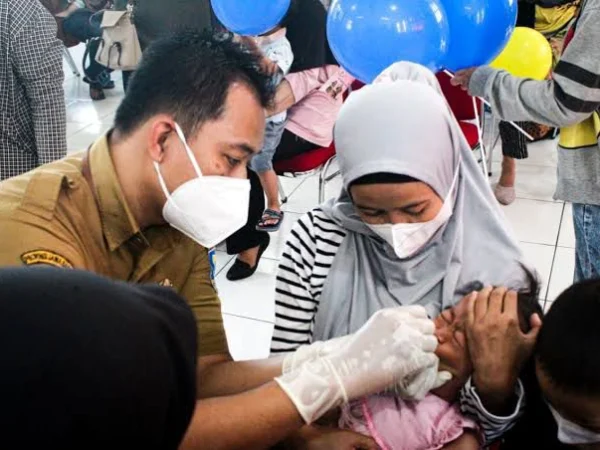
{"left": 350, "top": 181, "right": 443, "bottom": 225}
{"left": 431, "top": 297, "right": 474, "bottom": 402}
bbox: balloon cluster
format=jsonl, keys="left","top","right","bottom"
{"left": 211, "top": 0, "right": 553, "bottom": 84}
{"left": 327, "top": 0, "right": 518, "bottom": 83}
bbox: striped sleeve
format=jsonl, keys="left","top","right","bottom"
{"left": 270, "top": 208, "right": 345, "bottom": 355}
{"left": 469, "top": 0, "right": 600, "bottom": 128}
{"left": 460, "top": 377, "right": 526, "bottom": 444}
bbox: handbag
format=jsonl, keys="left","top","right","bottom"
{"left": 95, "top": 4, "right": 142, "bottom": 71}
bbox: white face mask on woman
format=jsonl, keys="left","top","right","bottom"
{"left": 367, "top": 168, "right": 459, "bottom": 260}
{"left": 153, "top": 123, "right": 250, "bottom": 249}
{"left": 548, "top": 403, "right": 600, "bottom": 445}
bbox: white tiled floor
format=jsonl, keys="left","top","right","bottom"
{"left": 62, "top": 47, "right": 576, "bottom": 361}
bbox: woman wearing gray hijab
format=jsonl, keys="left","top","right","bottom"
{"left": 271, "top": 63, "right": 536, "bottom": 445}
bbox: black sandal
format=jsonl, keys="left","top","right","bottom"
{"left": 226, "top": 236, "right": 270, "bottom": 282}
{"left": 256, "top": 209, "right": 284, "bottom": 232}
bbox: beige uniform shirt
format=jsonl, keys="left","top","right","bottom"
{"left": 0, "top": 134, "right": 228, "bottom": 357}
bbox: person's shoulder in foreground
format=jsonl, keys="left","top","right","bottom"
{"left": 535, "top": 279, "right": 600, "bottom": 445}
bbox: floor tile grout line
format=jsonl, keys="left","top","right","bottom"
{"left": 544, "top": 202, "right": 567, "bottom": 306}
{"left": 222, "top": 312, "right": 274, "bottom": 325}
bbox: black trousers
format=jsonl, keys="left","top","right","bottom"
{"left": 499, "top": 121, "right": 529, "bottom": 159}
{"left": 226, "top": 130, "right": 319, "bottom": 255}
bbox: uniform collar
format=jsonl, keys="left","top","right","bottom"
{"left": 88, "top": 133, "right": 148, "bottom": 252}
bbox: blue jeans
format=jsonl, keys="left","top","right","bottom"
{"left": 573, "top": 203, "right": 600, "bottom": 281}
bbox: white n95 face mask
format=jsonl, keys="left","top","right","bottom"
{"left": 153, "top": 123, "right": 250, "bottom": 249}
{"left": 367, "top": 168, "right": 459, "bottom": 260}
{"left": 548, "top": 403, "right": 600, "bottom": 445}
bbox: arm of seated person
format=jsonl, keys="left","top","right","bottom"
{"left": 267, "top": 79, "right": 296, "bottom": 117}
{"left": 460, "top": 377, "right": 525, "bottom": 444}
{"left": 460, "top": 287, "right": 541, "bottom": 443}
{"left": 442, "top": 431, "right": 480, "bottom": 450}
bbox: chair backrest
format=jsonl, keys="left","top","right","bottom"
{"left": 436, "top": 72, "right": 480, "bottom": 121}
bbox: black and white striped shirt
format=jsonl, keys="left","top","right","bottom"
{"left": 0, "top": 0, "right": 67, "bottom": 181}
{"left": 271, "top": 207, "right": 525, "bottom": 444}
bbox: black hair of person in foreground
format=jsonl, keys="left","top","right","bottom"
{"left": 0, "top": 267, "right": 197, "bottom": 450}
{"left": 500, "top": 279, "right": 600, "bottom": 449}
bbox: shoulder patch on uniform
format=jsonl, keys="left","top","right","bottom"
{"left": 21, "top": 250, "right": 73, "bottom": 269}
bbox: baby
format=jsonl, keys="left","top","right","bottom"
{"left": 339, "top": 283, "right": 542, "bottom": 450}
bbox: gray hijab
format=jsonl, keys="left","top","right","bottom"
{"left": 313, "top": 63, "right": 532, "bottom": 341}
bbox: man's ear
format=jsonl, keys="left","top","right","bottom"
{"left": 147, "top": 116, "right": 176, "bottom": 164}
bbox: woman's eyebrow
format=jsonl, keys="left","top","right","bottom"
{"left": 354, "top": 204, "right": 383, "bottom": 211}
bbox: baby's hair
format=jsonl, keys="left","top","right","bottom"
{"left": 536, "top": 279, "right": 600, "bottom": 396}
{"left": 458, "top": 265, "right": 543, "bottom": 334}
{"left": 515, "top": 267, "right": 543, "bottom": 334}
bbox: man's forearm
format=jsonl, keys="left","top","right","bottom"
{"left": 181, "top": 382, "right": 304, "bottom": 450}
{"left": 197, "top": 355, "right": 285, "bottom": 398}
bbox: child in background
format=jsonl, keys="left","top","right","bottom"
{"left": 339, "top": 283, "right": 542, "bottom": 450}
{"left": 244, "top": 23, "right": 294, "bottom": 233}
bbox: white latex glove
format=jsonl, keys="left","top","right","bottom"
{"left": 275, "top": 306, "right": 451, "bottom": 424}
{"left": 282, "top": 335, "right": 349, "bottom": 374}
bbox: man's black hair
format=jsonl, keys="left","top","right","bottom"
{"left": 536, "top": 279, "right": 600, "bottom": 396}
{"left": 114, "top": 30, "right": 274, "bottom": 137}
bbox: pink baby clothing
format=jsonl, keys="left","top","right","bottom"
{"left": 284, "top": 65, "right": 355, "bottom": 147}
{"left": 340, "top": 394, "right": 480, "bottom": 450}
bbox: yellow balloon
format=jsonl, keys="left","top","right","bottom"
{"left": 490, "top": 27, "right": 553, "bottom": 80}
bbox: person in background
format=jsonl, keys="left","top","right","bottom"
{"left": 60, "top": 0, "right": 128, "bottom": 100}
{"left": 452, "top": 0, "right": 600, "bottom": 282}
{"left": 0, "top": 266, "right": 198, "bottom": 450}
{"left": 124, "top": 0, "right": 215, "bottom": 90}
{"left": 225, "top": 0, "right": 351, "bottom": 281}
{"left": 241, "top": 19, "right": 294, "bottom": 235}
{"left": 494, "top": 0, "right": 580, "bottom": 205}
{"left": 0, "top": 0, "right": 66, "bottom": 181}
{"left": 495, "top": 0, "right": 532, "bottom": 206}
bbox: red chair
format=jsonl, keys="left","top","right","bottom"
{"left": 275, "top": 80, "right": 365, "bottom": 204}
{"left": 436, "top": 72, "right": 489, "bottom": 175}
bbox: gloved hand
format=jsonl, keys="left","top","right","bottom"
{"left": 275, "top": 306, "right": 452, "bottom": 424}
{"left": 282, "top": 335, "right": 349, "bottom": 374}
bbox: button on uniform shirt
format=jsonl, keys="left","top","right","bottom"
{"left": 0, "top": 134, "right": 228, "bottom": 357}
{"left": 0, "top": 0, "right": 67, "bottom": 181}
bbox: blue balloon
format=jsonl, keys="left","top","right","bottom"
{"left": 327, "top": 0, "right": 450, "bottom": 83}
{"left": 211, "top": 0, "right": 291, "bottom": 36}
{"left": 442, "top": 0, "right": 517, "bottom": 71}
